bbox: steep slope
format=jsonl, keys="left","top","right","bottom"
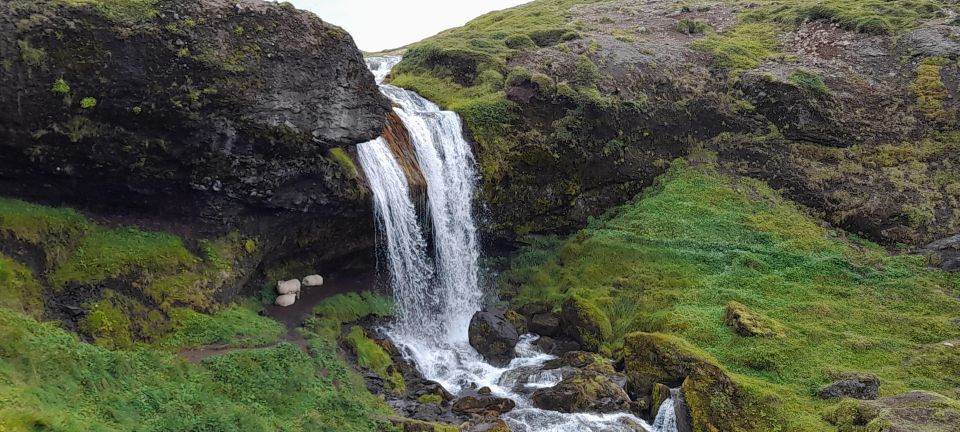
{"left": 391, "top": 0, "right": 959, "bottom": 252}
{"left": 500, "top": 162, "right": 960, "bottom": 430}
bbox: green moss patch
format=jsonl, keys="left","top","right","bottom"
{"left": 0, "top": 197, "right": 92, "bottom": 264}
{"left": 502, "top": 162, "right": 960, "bottom": 429}
{"left": 344, "top": 326, "right": 405, "bottom": 393}
{"left": 0, "top": 255, "right": 44, "bottom": 318}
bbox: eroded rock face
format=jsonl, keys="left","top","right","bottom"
{"left": 468, "top": 310, "right": 520, "bottom": 367}
{"left": 0, "top": 0, "right": 391, "bottom": 284}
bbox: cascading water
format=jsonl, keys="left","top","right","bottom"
{"left": 358, "top": 56, "right": 653, "bottom": 432}
{"left": 651, "top": 398, "right": 678, "bottom": 432}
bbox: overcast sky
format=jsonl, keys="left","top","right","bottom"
{"left": 290, "top": 0, "right": 533, "bottom": 52}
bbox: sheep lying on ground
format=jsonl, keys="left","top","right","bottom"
{"left": 302, "top": 274, "right": 324, "bottom": 287}
{"left": 277, "top": 279, "right": 301, "bottom": 297}
{"left": 275, "top": 293, "right": 296, "bottom": 307}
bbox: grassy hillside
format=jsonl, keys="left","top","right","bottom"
{"left": 501, "top": 161, "right": 960, "bottom": 429}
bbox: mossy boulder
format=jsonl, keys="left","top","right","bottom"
{"left": 819, "top": 373, "right": 881, "bottom": 400}
{"left": 825, "top": 391, "right": 960, "bottom": 432}
{"left": 559, "top": 295, "right": 612, "bottom": 352}
{"left": 530, "top": 369, "right": 631, "bottom": 413}
{"left": 468, "top": 310, "right": 520, "bottom": 367}
{"left": 724, "top": 301, "right": 786, "bottom": 338}
{"left": 504, "top": 309, "right": 528, "bottom": 335}
{"left": 623, "top": 332, "right": 784, "bottom": 431}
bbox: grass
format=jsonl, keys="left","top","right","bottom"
{"left": 0, "top": 255, "right": 43, "bottom": 318}
{"left": 0, "top": 308, "right": 396, "bottom": 431}
{"left": 0, "top": 197, "right": 92, "bottom": 264}
{"left": 309, "top": 292, "right": 394, "bottom": 340}
{"left": 344, "top": 326, "right": 406, "bottom": 393}
{"left": 788, "top": 70, "right": 830, "bottom": 94}
{"left": 501, "top": 161, "right": 960, "bottom": 429}
{"left": 49, "top": 227, "right": 197, "bottom": 287}
{"left": 157, "top": 305, "right": 284, "bottom": 350}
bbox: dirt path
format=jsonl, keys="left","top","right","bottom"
{"left": 178, "top": 270, "right": 378, "bottom": 362}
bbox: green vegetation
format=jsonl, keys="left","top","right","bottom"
{"left": 50, "top": 227, "right": 197, "bottom": 286}
{"left": 675, "top": 18, "right": 708, "bottom": 34}
{"left": 344, "top": 326, "right": 405, "bottom": 393}
{"left": 502, "top": 162, "right": 960, "bottom": 429}
{"left": 690, "top": 23, "right": 778, "bottom": 70}
{"left": 61, "top": 0, "right": 159, "bottom": 24}
{"left": 51, "top": 78, "right": 71, "bottom": 95}
{"left": 158, "top": 305, "right": 284, "bottom": 350}
{"left": 79, "top": 97, "right": 97, "bottom": 109}
{"left": 0, "top": 308, "right": 396, "bottom": 431}
{"left": 788, "top": 70, "right": 830, "bottom": 95}
{"left": 328, "top": 147, "right": 359, "bottom": 179}
{"left": 17, "top": 40, "right": 45, "bottom": 67}
{"left": 309, "top": 292, "right": 394, "bottom": 339}
{"left": 0, "top": 256, "right": 43, "bottom": 318}
{"left": 913, "top": 57, "right": 948, "bottom": 122}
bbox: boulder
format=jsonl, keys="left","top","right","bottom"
{"left": 302, "top": 274, "right": 324, "bottom": 287}
{"left": 826, "top": 391, "right": 960, "bottom": 432}
{"left": 542, "top": 351, "right": 616, "bottom": 375}
{"left": 452, "top": 395, "right": 516, "bottom": 418}
{"left": 724, "top": 301, "right": 786, "bottom": 337}
{"left": 559, "top": 296, "right": 612, "bottom": 352}
{"left": 275, "top": 293, "right": 296, "bottom": 307}
{"left": 530, "top": 370, "right": 631, "bottom": 413}
{"left": 529, "top": 312, "right": 560, "bottom": 337}
{"left": 462, "top": 419, "right": 511, "bottom": 432}
{"left": 535, "top": 336, "right": 581, "bottom": 355}
{"left": 819, "top": 373, "right": 880, "bottom": 400}
{"left": 623, "top": 332, "right": 783, "bottom": 431}
{"left": 468, "top": 310, "right": 520, "bottom": 367}
{"left": 920, "top": 234, "right": 960, "bottom": 271}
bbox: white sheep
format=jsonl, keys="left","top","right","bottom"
{"left": 275, "top": 293, "right": 296, "bottom": 307}
{"left": 302, "top": 274, "right": 324, "bottom": 287}
{"left": 276, "top": 279, "right": 301, "bottom": 296}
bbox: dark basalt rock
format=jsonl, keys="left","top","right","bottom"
{"left": 529, "top": 312, "right": 560, "bottom": 337}
{"left": 468, "top": 310, "right": 520, "bottom": 367}
{"left": 819, "top": 373, "right": 881, "bottom": 400}
{"left": 530, "top": 369, "right": 631, "bottom": 414}
{"left": 0, "top": 0, "right": 392, "bottom": 286}
{"left": 452, "top": 395, "right": 516, "bottom": 417}
{"left": 920, "top": 235, "right": 960, "bottom": 271}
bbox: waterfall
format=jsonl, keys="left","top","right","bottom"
{"left": 652, "top": 397, "right": 678, "bottom": 432}
{"left": 357, "top": 57, "right": 652, "bottom": 432}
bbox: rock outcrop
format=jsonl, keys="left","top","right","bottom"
{"left": 819, "top": 373, "right": 881, "bottom": 400}
{"left": 0, "top": 0, "right": 392, "bottom": 294}
{"left": 559, "top": 296, "right": 612, "bottom": 352}
{"left": 826, "top": 391, "right": 960, "bottom": 432}
{"left": 468, "top": 310, "right": 520, "bottom": 367}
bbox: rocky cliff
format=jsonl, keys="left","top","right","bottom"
{"left": 391, "top": 0, "right": 959, "bottom": 254}
{"left": 1, "top": 0, "right": 390, "bottom": 274}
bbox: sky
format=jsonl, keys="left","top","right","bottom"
{"left": 290, "top": 0, "right": 533, "bottom": 52}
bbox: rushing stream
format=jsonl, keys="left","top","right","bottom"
{"left": 358, "top": 57, "right": 659, "bottom": 432}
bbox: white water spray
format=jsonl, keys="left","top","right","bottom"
{"left": 358, "top": 57, "right": 651, "bottom": 432}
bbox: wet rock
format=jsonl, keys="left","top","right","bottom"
{"left": 478, "top": 386, "right": 492, "bottom": 395}
{"left": 542, "top": 351, "right": 616, "bottom": 374}
{"left": 462, "top": 419, "right": 512, "bottom": 432}
{"left": 559, "top": 296, "right": 612, "bottom": 352}
{"left": 650, "top": 383, "right": 671, "bottom": 415}
{"left": 529, "top": 312, "right": 560, "bottom": 337}
{"left": 452, "top": 395, "right": 516, "bottom": 417}
{"left": 468, "top": 310, "right": 520, "bottom": 367}
{"left": 535, "top": 336, "right": 581, "bottom": 355}
{"left": 724, "top": 301, "right": 786, "bottom": 337}
{"left": 825, "top": 391, "right": 960, "bottom": 432}
{"left": 819, "top": 373, "right": 881, "bottom": 400}
{"left": 530, "top": 370, "right": 631, "bottom": 413}
{"left": 504, "top": 309, "right": 528, "bottom": 335}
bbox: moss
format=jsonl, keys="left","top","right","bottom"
{"left": 344, "top": 326, "right": 405, "bottom": 393}
{"left": 417, "top": 393, "right": 443, "bottom": 404}
{"left": 243, "top": 238, "right": 257, "bottom": 254}
{"left": 309, "top": 292, "right": 394, "bottom": 340}
{"left": 789, "top": 70, "right": 830, "bottom": 95}
{"left": 61, "top": 0, "right": 159, "bottom": 24}
{"left": 913, "top": 57, "right": 948, "bottom": 122}
{"left": 572, "top": 54, "right": 600, "bottom": 87}
{"left": 17, "top": 39, "right": 45, "bottom": 67}
{"left": 504, "top": 34, "right": 537, "bottom": 50}
{"left": 79, "top": 97, "right": 97, "bottom": 109}
{"left": 691, "top": 23, "right": 778, "bottom": 70}
{"left": 328, "top": 147, "right": 358, "bottom": 179}
{"left": 724, "top": 301, "right": 787, "bottom": 338}
{"left": 505, "top": 67, "right": 532, "bottom": 87}
{"left": 51, "top": 78, "right": 71, "bottom": 95}
{"left": 50, "top": 227, "right": 197, "bottom": 287}
{"left": 79, "top": 293, "right": 135, "bottom": 348}
{"left": 562, "top": 295, "right": 613, "bottom": 352}
{"left": 0, "top": 255, "right": 44, "bottom": 318}
{"left": 675, "top": 19, "right": 708, "bottom": 34}
{"left": 0, "top": 197, "right": 92, "bottom": 264}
